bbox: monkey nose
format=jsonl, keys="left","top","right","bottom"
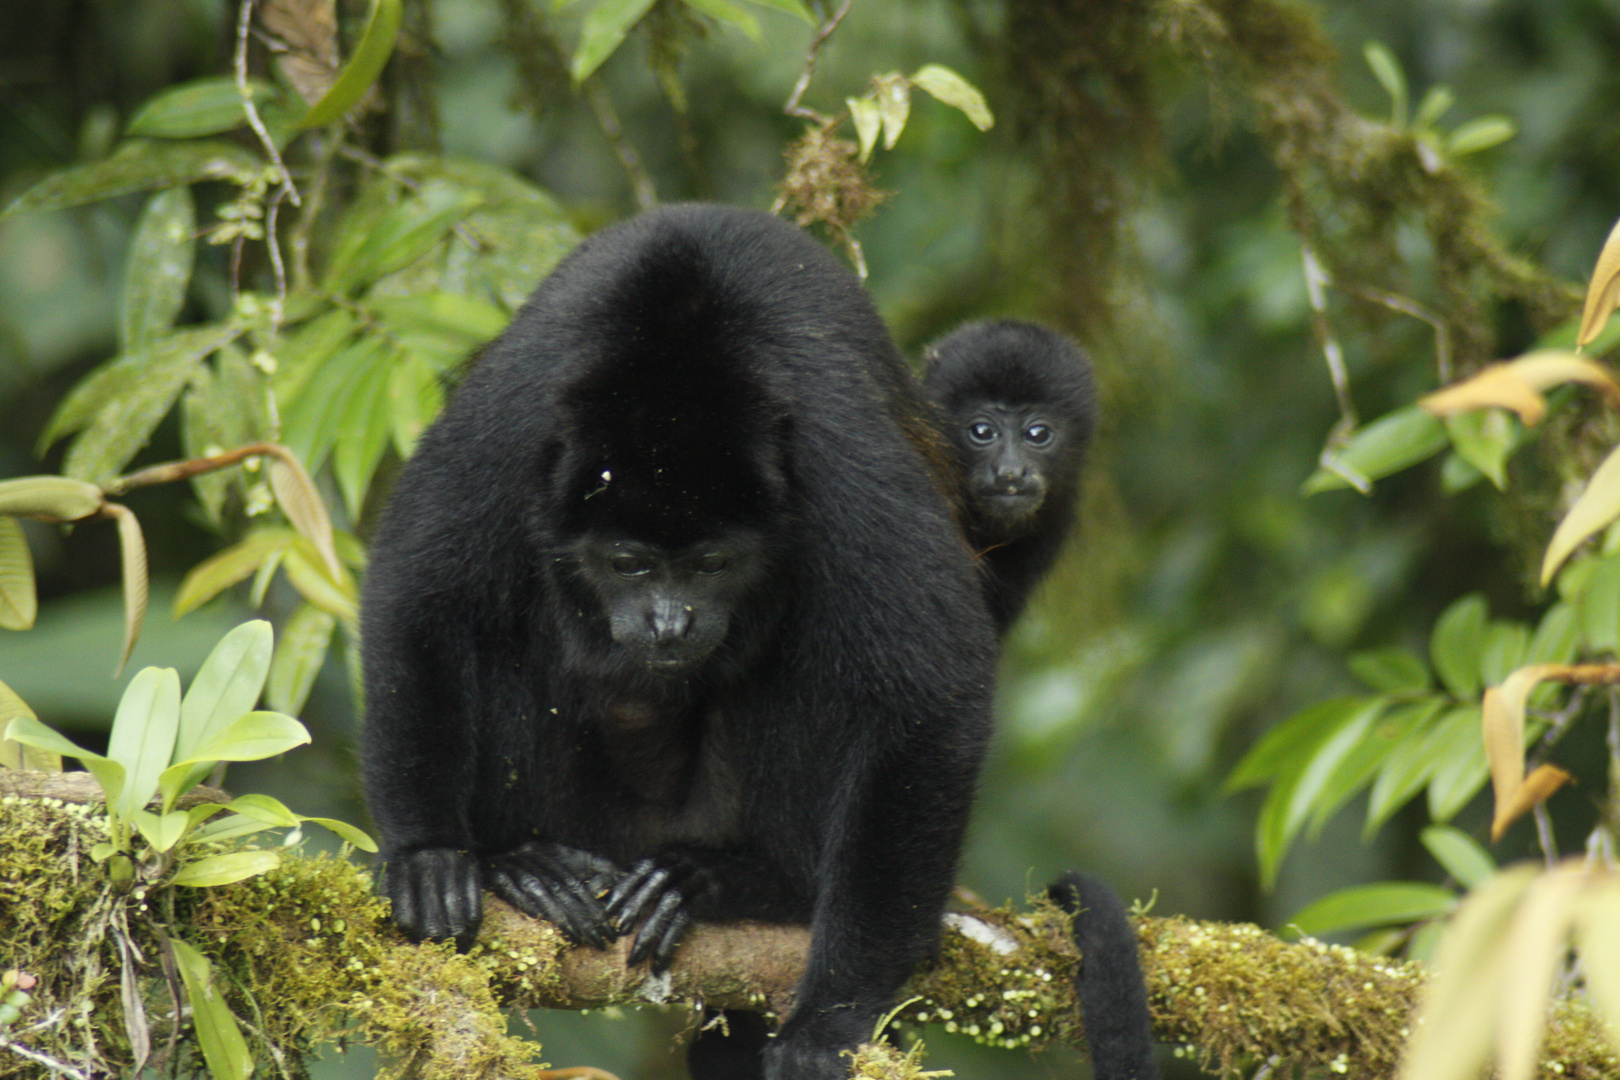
{"left": 648, "top": 601, "right": 693, "bottom": 643}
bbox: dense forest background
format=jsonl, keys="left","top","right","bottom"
{"left": 3, "top": 0, "right": 1619, "bottom": 1077}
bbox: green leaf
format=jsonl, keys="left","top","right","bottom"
{"left": 333, "top": 351, "right": 397, "bottom": 518}
{"left": 1364, "top": 701, "right": 1455, "bottom": 833}
{"left": 571, "top": 0, "right": 659, "bottom": 82}
{"left": 1439, "top": 450, "right": 1484, "bottom": 495}
{"left": 848, "top": 95, "right": 882, "bottom": 163}
{"left": 1426, "top": 706, "right": 1488, "bottom": 822}
{"left": 1255, "top": 698, "right": 1386, "bottom": 888}
{"left": 267, "top": 604, "right": 336, "bottom": 715}
{"left": 388, "top": 355, "right": 445, "bottom": 459}
{"left": 1363, "top": 42, "right": 1408, "bottom": 128}
{"left": 1309, "top": 698, "right": 1446, "bottom": 837}
{"left": 266, "top": 452, "right": 342, "bottom": 581}
{"left": 174, "top": 530, "right": 297, "bottom": 617}
{"left": 739, "top": 0, "right": 812, "bottom": 20}
{"left": 111, "top": 505, "right": 148, "bottom": 676}
{"left": 1348, "top": 646, "right": 1430, "bottom": 694}
{"left": 1414, "top": 85, "right": 1456, "bottom": 131}
{"left": 282, "top": 544, "right": 359, "bottom": 623}
{"left": 0, "top": 679, "right": 55, "bottom": 771}
{"left": 168, "top": 939, "right": 253, "bottom": 1080}
{"left": 1227, "top": 697, "right": 1372, "bottom": 791}
{"left": 369, "top": 292, "right": 509, "bottom": 342}
{"left": 0, "top": 516, "right": 37, "bottom": 631}
{"left": 1447, "top": 116, "right": 1516, "bottom": 156}
{"left": 221, "top": 792, "right": 301, "bottom": 827}
{"left": 127, "top": 77, "right": 276, "bottom": 139}
{"left": 304, "top": 816, "right": 379, "bottom": 852}
{"left": 1526, "top": 603, "right": 1580, "bottom": 667}
{"left": 1480, "top": 621, "right": 1530, "bottom": 687}
{"left": 909, "top": 64, "right": 994, "bottom": 131}
{"left": 1580, "top": 551, "right": 1620, "bottom": 652}
{"left": 1444, "top": 409, "right": 1520, "bottom": 490}
{"left": 191, "top": 815, "right": 278, "bottom": 843}
{"left": 129, "top": 807, "right": 192, "bottom": 852}
{"left": 1289, "top": 881, "right": 1455, "bottom": 937}
{"left": 177, "top": 710, "right": 310, "bottom": 767}
{"left": 1302, "top": 406, "right": 1449, "bottom": 495}
{"left": 107, "top": 667, "right": 182, "bottom": 817}
{"left": 681, "top": 0, "right": 759, "bottom": 39}
{"left": 120, "top": 188, "right": 197, "bottom": 352}
{"left": 0, "top": 476, "right": 104, "bottom": 520}
{"left": 300, "top": 0, "right": 404, "bottom": 127}
{"left": 876, "top": 76, "right": 910, "bottom": 151}
{"left": 271, "top": 307, "right": 358, "bottom": 406}
{"left": 323, "top": 185, "right": 483, "bottom": 296}
{"left": 172, "top": 850, "right": 282, "bottom": 889}
{"left": 168, "top": 621, "right": 275, "bottom": 801}
{"left": 181, "top": 347, "right": 268, "bottom": 525}
{"left": 1420, "top": 825, "right": 1497, "bottom": 888}
{"left": 1431, "top": 593, "right": 1488, "bottom": 699}
{"left": 59, "top": 323, "right": 243, "bottom": 485}
{"left": 280, "top": 337, "right": 392, "bottom": 471}
{"left": 4, "top": 715, "right": 125, "bottom": 804}
{"left": 1543, "top": 441, "right": 1620, "bottom": 585}
{"left": 2, "top": 140, "right": 262, "bottom": 219}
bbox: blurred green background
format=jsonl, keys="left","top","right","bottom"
{"left": 2, "top": 0, "right": 1617, "bottom": 1076}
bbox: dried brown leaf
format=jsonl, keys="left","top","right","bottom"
{"left": 1579, "top": 215, "right": 1620, "bottom": 348}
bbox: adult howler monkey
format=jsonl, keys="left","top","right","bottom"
{"left": 922, "top": 320, "right": 1097, "bottom": 631}
{"left": 361, "top": 204, "right": 996, "bottom": 1080}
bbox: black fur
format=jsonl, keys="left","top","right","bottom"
{"left": 360, "top": 204, "right": 996, "bottom": 1080}
{"left": 922, "top": 320, "right": 1096, "bottom": 631}
{"left": 1047, "top": 872, "right": 1160, "bottom": 1080}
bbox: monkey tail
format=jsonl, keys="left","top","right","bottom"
{"left": 1046, "top": 871, "right": 1160, "bottom": 1080}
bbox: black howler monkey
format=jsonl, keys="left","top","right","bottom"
{"left": 360, "top": 204, "right": 997, "bottom": 1080}
{"left": 922, "top": 319, "right": 1097, "bottom": 631}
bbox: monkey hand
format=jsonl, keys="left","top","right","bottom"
{"left": 382, "top": 847, "right": 483, "bottom": 952}
{"left": 484, "top": 841, "right": 623, "bottom": 950}
{"left": 602, "top": 855, "right": 714, "bottom": 972}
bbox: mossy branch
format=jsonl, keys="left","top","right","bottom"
{"left": 4, "top": 791, "right": 1618, "bottom": 1080}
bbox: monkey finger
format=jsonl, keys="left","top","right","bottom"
{"left": 629, "top": 888, "right": 688, "bottom": 968}
{"left": 606, "top": 862, "right": 671, "bottom": 930}
{"left": 493, "top": 866, "right": 612, "bottom": 949}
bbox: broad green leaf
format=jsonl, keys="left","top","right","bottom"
{"left": 1, "top": 140, "right": 261, "bottom": 219}
{"left": 267, "top": 604, "right": 336, "bottom": 715}
{"left": 0, "top": 679, "right": 56, "bottom": 771}
{"left": 3, "top": 715, "right": 125, "bottom": 804}
{"left": 1255, "top": 698, "right": 1385, "bottom": 888}
{"left": 222, "top": 792, "right": 301, "bottom": 827}
{"left": 909, "top": 64, "right": 994, "bottom": 131}
{"left": 739, "top": 0, "right": 812, "bottom": 20}
{"left": 1365, "top": 703, "right": 1464, "bottom": 833}
{"left": 571, "top": 0, "right": 659, "bottom": 83}
{"left": 1420, "top": 825, "right": 1496, "bottom": 889}
{"left": 176, "top": 710, "right": 310, "bottom": 767}
{"left": 0, "top": 476, "right": 104, "bottom": 520}
{"left": 191, "top": 815, "right": 278, "bottom": 842}
{"left": 128, "top": 78, "right": 276, "bottom": 139}
{"left": 681, "top": 0, "right": 759, "bottom": 39}
{"left": 388, "top": 355, "right": 445, "bottom": 459}
{"left": 280, "top": 337, "right": 390, "bottom": 471}
{"left": 1526, "top": 602, "right": 1580, "bottom": 667}
{"left": 120, "top": 188, "right": 197, "bottom": 352}
{"left": 271, "top": 307, "right": 358, "bottom": 406}
{"left": 1289, "top": 881, "right": 1455, "bottom": 937}
{"left": 0, "top": 516, "right": 36, "bottom": 630}
{"left": 1443, "top": 410, "right": 1519, "bottom": 490}
{"left": 169, "top": 622, "right": 275, "bottom": 801}
{"left": 130, "top": 807, "right": 191, "bottom": 852}
{"left": 1302, "top": 406, "right": 1449, "bottom": 495}
{"left": 1439, "top": 451, "right": 1484, "bottom": 495}
{"left": 1363, "top": 41, "right": 1407, "bottom": 128}
{"left": 1414, "top": 85, "right": 1455, "bottom": 131}
{"left": 171, "top": 850, "right": 282, "bottom": 888}
{"left": 1348, "top": 647, "right": 1430, "bottom": 694}
{"left": 283, "top": 543, "right": 358, "bottom": 624}
{"left": 369, "top": 292, "right": 509, "bottom": 342}
{"left": 1580, "top": 552, "right": 1620, "bottom": 651}
{"left": 333, "top": 352, "right": 397, "bottom": 518}
{"left": 169, "top": 939, "right": 255, "bottom": 1080}
{"left": 300, "top": 0, "right": 403, "bottom": 127}
{"left": 1431, "top": 593, "right": 1488, "bottom": 699}
{"left": 107, "top": 667, "right": 182, "bottom": 817}
{"left": 848, "top": 96, "right": 882, "bottom": 163}
{"left": 181, "top": 346, "right": 268, "bottom": 524}
{"left": 1447, "top": 116, "right": 1515, "bottom": 156}
{"left": 1227, "top": 697, "right": 1372, "bottom": 791}
{"left": 875, "top": 76, "right": 910, "bottom": 151}
{"left": 1544, "top": 441, "right": 1620, "bottom": 585}
{"left": 1309, "top": 698, "right": 1445, "bottom": 836}
{"left": 1480, "top": 621, "right": 1530, "bottom": 687}
{"left": 109, "top": 504, "right": 149, "bottom": 675}
{"left": 323, "top": 185, "right": 482, "bottom": 295}
{"left": 1427, "top": 705, "right": 1488, "bottom": 822}
{"left": 174, "top": 530, "right": 297, "bottom": 617}
{"left": 304, "top": 816, "right": 378, "bottom": 852}
{"left": 60, "top": 324, "right": 243, "bottom": 485}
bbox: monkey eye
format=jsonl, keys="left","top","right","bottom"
{"left": 1023, "top": 424, "right": 1053, "bottom": 446}
{"left": 694, "top": 553, "right": 729, "bottom": 575}
{"left": 967, "top": 421, "right": 997, "bottom": 445}
{"left": 611, "top": 553, "right": 654, "bottom": 577}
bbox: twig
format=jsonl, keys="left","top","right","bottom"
{"left": 581, "top": 78, "right": 657, "bottom": 211}
{"left": 1302, "top": 245, "right": 1357, "bottom": 432}
{"left": 235, "top": 0, "right": 300, "bottom": 322}
{"left": 0, "top": 1039, "right": 90, "bottom": 1080}
{"left": 1342, "top": 283, "right": 1453, "bottom": 385}
{"left": 103, "top": 442, "right": 286, "bottom": 496}
{"left": 784, "top": 0, "right": 856, "bottom": 122}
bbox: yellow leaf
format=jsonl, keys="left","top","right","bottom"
{"left": 1542, "top": 441, "right": 1620, "bottom": 585}
{"left": 1421, "top": 364, "right": 1547, "bottom": 424}
{"left": 265, "top": 445, "right": 341, "bottom": 580}
{"left": 1491, "top": 763, "right": 1574, "bottom": 842}
{"left": 1578, "top": 214, "right": 1620, "bottom": 348}
{"left": 1574, "top": 875, "right": 1620, "bottom": 1058}
{"left": 1496, "top": 864, "right": 1587, "bottom": 1080}
{"left": 1481, "top": 663, "right": 1564, "bottom": 839}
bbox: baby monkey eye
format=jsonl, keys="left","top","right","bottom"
{"left": 1023, "top": 424, "right": 1053, "bottom": 446}
{"left": 967, "top": 421, "right": 997, "bottom": 445}
{"left": 695, "top": 553, "right": 729, "bottom": 575}
{"left": 611, "top": 554, "right": 654, "bottom": 576}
